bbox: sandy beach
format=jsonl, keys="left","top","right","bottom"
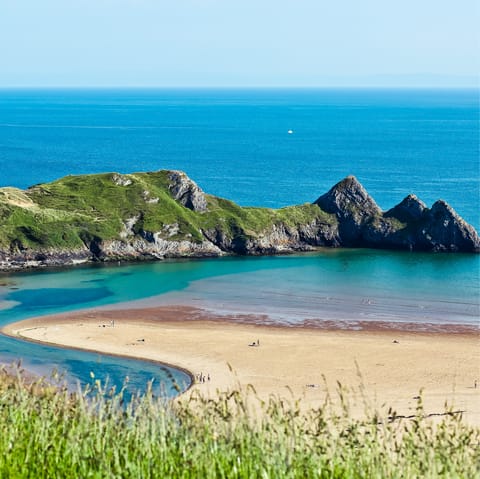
{"left": 3, "top": 305, "right": 479, "bottom": 424}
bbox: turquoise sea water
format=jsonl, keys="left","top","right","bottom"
{"left": 0, "top": 88, "right": 478, "bottom": 396}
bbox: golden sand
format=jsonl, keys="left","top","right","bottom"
{"left": 3, "top": 305, "right": 479, "bottom": 424}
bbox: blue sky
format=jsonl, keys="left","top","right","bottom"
{"left": 1, "top": 0, "right": 478, "bottom": 87}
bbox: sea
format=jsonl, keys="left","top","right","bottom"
{"left": 0, "top": 88, "right": 478, "bottom": 398}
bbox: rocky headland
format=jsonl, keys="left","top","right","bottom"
{"left": 0, "top": 170, "right": 478, "bottom": 270}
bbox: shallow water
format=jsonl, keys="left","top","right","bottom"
{"left": 0, "top": 250, "right": 478, "bottom": 395}
{"left": 130, "top": 251, "right": 480, "bottom": 326}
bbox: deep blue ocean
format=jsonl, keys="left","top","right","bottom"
{"left": 0, "top": 88, "right": 478, "bottom": 397}
{"left": 0, "top": 88, "right": 478, "bottom": 229}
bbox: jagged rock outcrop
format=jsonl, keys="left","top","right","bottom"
{"left": 385, "top": 194, "right": 426, "bottom": 223}
{"left": 314, "top": 176, "right": 480, "bottom": 252}
{"left": 167, "top": 171, "right": 208, "bottom": 212}
{"left": 0, "top": 170, "right": 478, "bottom": 271}
{"left": 314, "top": 176, "right": 382, "bottom": 246}
{"left": 315, "top": 176, "right": 382, "bottom": 219}
{"left": 416, "top": 200, "right": 480, "bottom": 252}
{"left": 111, "top": 173, "right": 133, "bottom": 187}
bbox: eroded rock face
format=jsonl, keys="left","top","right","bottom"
{"left": 202, "top": 219, "right": 340, "bottom": 255}
{"left": 385, "top": 194, "right": 427, "bottom": 223}
{"left": 418, "top": 200, "right": 480, "bottom": 252}
{"left": 167, "top": 171, "right": 208, "bottom": 212}
{"left": 314, "top": 176, "right": 382, "bottom": 246}
{"left": 313, "top": 176, "right": 479, "bottom": 252}
{"left": 314, "top": 176, "right": 381, "bottom": 218}
{"left": 100, "top": 237, "right": 222, "bottom": 260}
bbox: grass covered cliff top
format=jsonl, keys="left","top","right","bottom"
{"left": 0, "top": 170, "right": 336, "bottom": 251}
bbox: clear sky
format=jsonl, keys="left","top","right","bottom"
{"left": 1, "top": 0, "right": 478, "bottom": 88}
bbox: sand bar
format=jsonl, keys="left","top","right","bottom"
{"left": 3, "top": 305, "right": 479, "bottom": 425}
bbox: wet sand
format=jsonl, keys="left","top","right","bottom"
{"left": 3, "top": 305, "right": 479, "bottom": 424}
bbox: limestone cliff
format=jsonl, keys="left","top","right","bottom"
{"left": 316, "top": 176, "right": 480, "bottom": 252}
{"left": 314, "top": 175, "right": 382, "bottom": 245}
{"left": 167, "top": 171, "right": 208, "bottom": 213}
{"left": 0, "top": 170, "right": 478, "bottom": 270}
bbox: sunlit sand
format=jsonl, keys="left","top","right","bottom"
{"left": 4, "top": 304, "right": 479, "bottom": 425}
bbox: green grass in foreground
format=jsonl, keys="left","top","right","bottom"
{"left": 0, "top": 368, "right": 478, "bottom": 479}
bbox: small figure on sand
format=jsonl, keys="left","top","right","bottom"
{"left": 248, "top": 340, "right": 260, "bottom": 347}
{"left": 196, "top": 372, "right": 210, "bottom": 383}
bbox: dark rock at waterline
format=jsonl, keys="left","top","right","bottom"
{"left": 415, "top": 200, "right": 480, "bottom": 252}
{"left": 314, "top": 176, "right": 479, "bottom": 252}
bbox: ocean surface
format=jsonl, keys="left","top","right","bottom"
{"left": 0, "top": 88, "right": 478, "bottom": 397}
{"left": 0, "top": 88, "right": 478, "bottom": 229}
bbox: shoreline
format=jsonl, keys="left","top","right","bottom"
{"left": 2, "top": 328, "right": 196, "bottom": 397}
{"left": 34, "top": 300, "right": 480, "bottom": 335}
{"left": 3, "top": 304, "right": 479, "bottom": 425}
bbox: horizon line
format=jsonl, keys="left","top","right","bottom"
{"left": 0, "top": 85, "right": 478, "bottom": 90}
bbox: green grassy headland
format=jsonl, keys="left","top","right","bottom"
{"left": 0, "top": 171, "right": 336, "bottom": 252}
